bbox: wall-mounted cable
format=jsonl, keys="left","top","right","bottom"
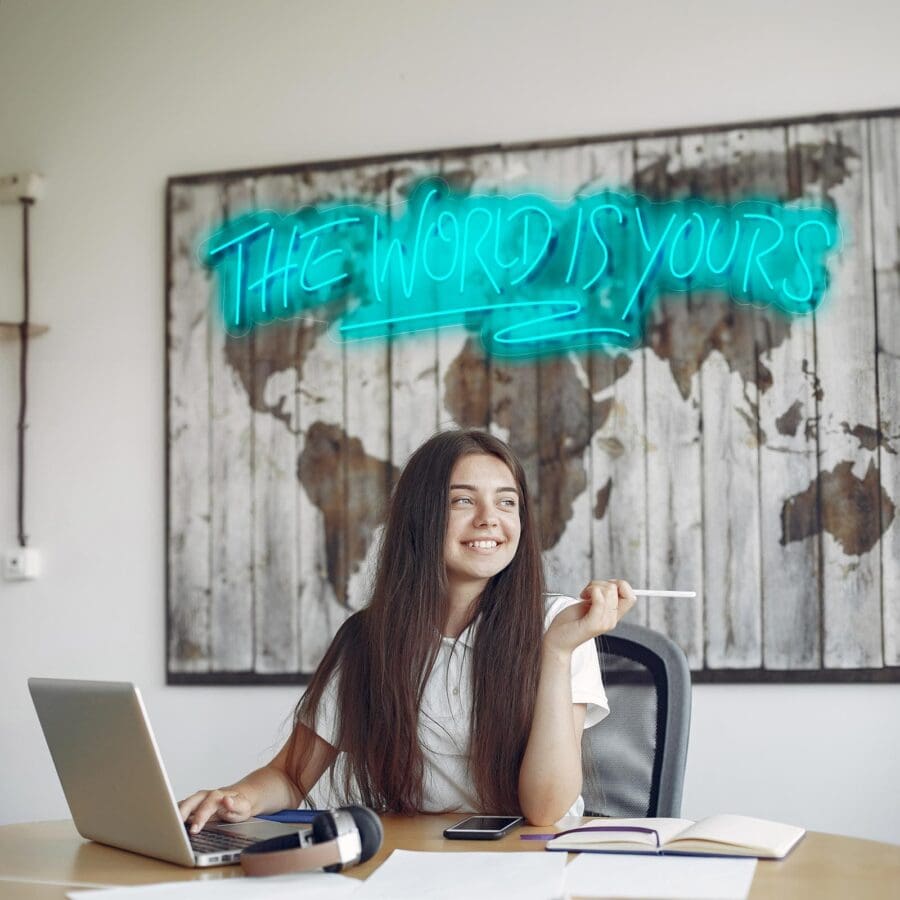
{"left": 17, "top": 197, "right": 34, "bottom": 547}
{"left": 0, "top": 172, "right": 45, "bottom": 577}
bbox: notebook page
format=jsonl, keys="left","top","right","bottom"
{"left": 669, "top": 814, "right": 805, "bottom": 856}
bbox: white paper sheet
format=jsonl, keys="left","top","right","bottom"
{"left": 67, "top": 871, "right": 362, "bottom": 900}
{"left": 563, "top": 854, "right": 757, "bottom": 899}
{"left": 353, "top": 850, "right": 567, "bottom": 900}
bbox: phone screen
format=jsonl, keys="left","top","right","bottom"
{"left": 443, "top": 815, "right": 524, "bottom": 840}
{"left": 449, "top": 816, "right": 522, "bottom": 831}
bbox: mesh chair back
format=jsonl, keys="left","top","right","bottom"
{"left": 580, "top": 622, "right": 691, "bottom": 818}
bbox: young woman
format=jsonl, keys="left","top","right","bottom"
{"left": 179, "top": 429, "right": 634, "bottom": 828}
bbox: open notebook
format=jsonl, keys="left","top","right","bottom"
{"left": 546, "top": 814, "right": 805, "bottom": 860}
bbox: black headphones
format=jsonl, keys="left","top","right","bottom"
{"left": 240, "top": 806, "right": 383, "bottom": 877}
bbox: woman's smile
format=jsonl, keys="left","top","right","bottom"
{"left": 444, "top": 453, "right": 522, "bottom": 599}
{"left": 463, "top": 539, "right": 503, "bottom": 552}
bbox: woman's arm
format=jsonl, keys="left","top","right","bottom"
{"left": 178, "top": 724, "right": 338, "bottom": 833}
{"left": 518, "top": 580, "right": 634, "bottom": 826}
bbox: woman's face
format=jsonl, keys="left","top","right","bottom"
{"left": 443, "top": 453, "right": 522, "bottom": 597}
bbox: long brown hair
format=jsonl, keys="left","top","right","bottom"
{"left": 287, "top": 429, "right": 545, "bottom": 814}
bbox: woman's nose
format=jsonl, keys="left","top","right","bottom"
{"left": 475, "top": 506, "right": 499, "bottom": 527}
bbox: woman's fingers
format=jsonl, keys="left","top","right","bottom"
{"left": 177, "top": 791, "right": 209, "bottom": 823}
{"left": 178, "top": 789, "right": 248, "bottom": 834}
{"left": 560, "top": 581, "right": 615, "bottom": 639}
{"left": 614, "top": 579, "right": 637, "bottom": 618}
{"left": 546, "top": 579, "right": 635, "bottom": 654}
{"left": 580, "top": 580, "right": 620, "bottom": 617}
{"left": 188, "top": 792, "right": 226, "bottom": 833}
{"left": 581, "top": 579, "right": 636, "bottom": 626}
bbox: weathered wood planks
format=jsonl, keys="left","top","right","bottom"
{"left": 167, "top": 109, "right": 900, "bottom": 682}
{"left": 168, "top": 181, "right": 218, "bottom": 674}
{"left": 802, "top": 120, "right": 883, "bottom": 669}
{"left": 637, "top": 135, "right": 705, "bottom": 669}
{"left": 587, "top": 141, "right": 649, "bottom": 627}
{"left": 869, "top": 118, "right": 900, "bottom": 666}
{"left": 757, "top": 128, "right": 821, "bottom": 670}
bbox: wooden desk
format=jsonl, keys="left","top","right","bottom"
{"left": 1, "top": 816, "right": 898, "bottom": 899}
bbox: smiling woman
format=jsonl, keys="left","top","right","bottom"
{"left": 179, "top": 428, "right": 635, "bottom": 831}
{"left": 443, "top": 453, "right": 523, "bottom": 634}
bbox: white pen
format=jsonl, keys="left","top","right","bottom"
{"left": 632, "top": 589, "right": 697, "bottom": 598}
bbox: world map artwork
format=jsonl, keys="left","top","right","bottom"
{"left": 167, "top": 111, "right": 900, "bottom": 683}
{"left": 227, "top": 310, "right": 894, "bottom": 590}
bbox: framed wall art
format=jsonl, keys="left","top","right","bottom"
{"left": 166, "top": 106, "right": 899, "bottom": 684}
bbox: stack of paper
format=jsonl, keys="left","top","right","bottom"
{"left": 68, "top": 872, "right": 362, "bottom": 899}
{"left": 353, "top": 850, "right": 567, "bottom": 899}
{"left": 563, "top": 853, "right": 758, "bottom": 899}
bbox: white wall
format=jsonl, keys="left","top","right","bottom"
{"left": 1, "top": 0, "right": 898, "bottom": 845}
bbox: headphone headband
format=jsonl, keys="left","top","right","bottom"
{"left": 240, "top": 806, "right": 380, "bottom": 877}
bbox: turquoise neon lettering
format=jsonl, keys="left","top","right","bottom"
{"left": 582, "top": 202, "right": 623, "bottom": 290}
{"left": 668, "top": 212, "right": 705, "bottom": 280}
{"left": 208, "top": 221, "right": 269, "bottom": 255}
{"left": 235, "top": 239, "right": 244, "bottom": 326}
{"left": 282, "top": 225, "right": 299, "bottom": 310}
{"left": 782, "top": 219, "right": 834, "bottom": 306}
{"left": 341, "top": 300, "right": 581, "bottom": 338}
{"left": 508, "top": 205, "right": 553, "bottom": 287}
{"left": 494, "top": 208, "right": 522, "bottom": 274}
{"left": 461, "top": 206, "right": 501, "bottom": 294}
{"left": 299, "top": 238, "right": 348, "bottom": 292}
{"left": 741, "top": 213, "right": 784, "bottom": 293}
{"left": 423, "top": 212, "right": 461, "bottom": 282}
{"left": 201, "top": 181, "right": 841, "bottom": 358}
{"left": 247, "top": 228, "right": 276, "bottom": 314}
{"left": 492, "top": 302, "right": 631, "bottom": 345}
{"left": 621, "top": 209, "right": 678, "bottom": 320}
{"left": 207, "top": 222, "right": 270, "bottom": 328}
{"left": 705, "top": 216, "right": 741, "bottom": 275}
{"left": 372, "top": 188, "right": 439, "bottom": 302}
{"left": 295, "top": 216, "right": 360, "bottom": 293}
{"left": 565, "top": 205, "right": 584, "bottom": 285}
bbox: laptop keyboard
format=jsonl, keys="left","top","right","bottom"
{"left": 189, "top": 829, "right": 258, "bottom": 853}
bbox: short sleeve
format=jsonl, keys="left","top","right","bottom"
{"left": 543, "top": 594, "right": 610, "bottom": 729}
{"left": 307, "top": 668, "right": 341, "bottom": 749}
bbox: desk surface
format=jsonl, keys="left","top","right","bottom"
{"left": 1, "top": 817, "right": 898, "bottom": 899}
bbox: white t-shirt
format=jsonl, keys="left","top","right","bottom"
{"left": 306, "top": 593, "right": 609, "bottom": 816}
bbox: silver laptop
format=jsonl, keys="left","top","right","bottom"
{"left": 28, "top": 677, "right": 304, "bottom": 867}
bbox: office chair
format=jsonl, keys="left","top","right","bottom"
{"left": 581, "top": 622, "right": 691, "bottom": 818}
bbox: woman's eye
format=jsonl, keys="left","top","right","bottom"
{"left": 451, "top": 496, "right": 473, "bottom": 505}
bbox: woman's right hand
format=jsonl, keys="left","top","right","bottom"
{"left": 544, "top": 579, "right": 636, "bottom": 658}
{"left": 178, "top": 788, "right": 254, "bottom": 834}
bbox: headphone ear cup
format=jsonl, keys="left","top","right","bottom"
{"left": 311, "top": 809, "right": 339, "bottom": 844}
{"left": 344, "top": 805, "right": 384, "bottom": 863}
{"left": 311, "top": 810, "right": 342, "bottom": 873}
{"left": 309, "top": 806, "right": 383, "bottom": 872}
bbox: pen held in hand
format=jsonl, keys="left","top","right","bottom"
{"left": 631, "top": 589, "right": 697, "bottom": 598}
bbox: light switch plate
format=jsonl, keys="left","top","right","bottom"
{"left": 0, "top": 173, "right": 44, "bottom": 204}
{"left": 3, "top": 547, "right": 42, "bottom": 580}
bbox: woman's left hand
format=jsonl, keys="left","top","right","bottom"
{"left": 544, "top": 579, "right": 636, "bottom": 656}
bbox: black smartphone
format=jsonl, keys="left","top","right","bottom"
{"left": 442, "top": 815, "right": 525, "bottom": 840}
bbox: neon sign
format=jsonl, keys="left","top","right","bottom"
{"left": 201, "top": 178, "right": 840, "bottom": 357}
